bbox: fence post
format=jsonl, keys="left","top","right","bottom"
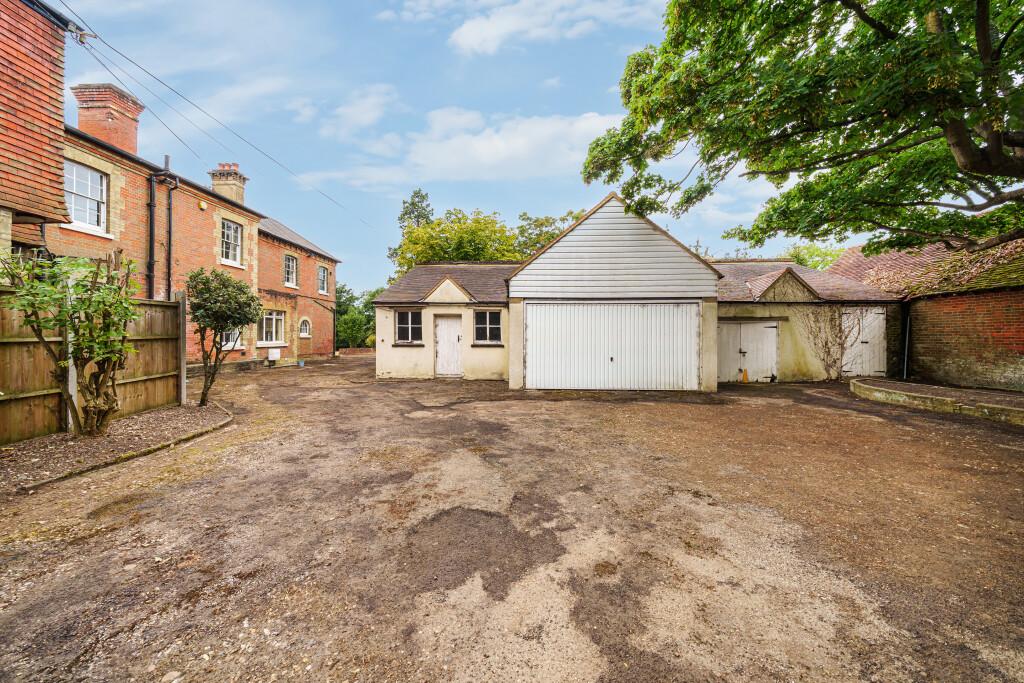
{"left": 176, "top": 291, "right": 187, "bottom": 406}
{"left": 64, "top": 322, "right": 76, "bottom": 433}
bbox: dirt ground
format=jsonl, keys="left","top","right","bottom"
{"left": 0, "top": 356, "right": 1021, "bottom": 682}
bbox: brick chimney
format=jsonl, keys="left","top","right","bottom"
{"left": 209, "top": 163, "right": 248, "bottom": 203}
{"left": 71, "top": 83, "right": 145, "bottom": 154}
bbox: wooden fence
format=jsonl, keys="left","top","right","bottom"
{"left": 0, "top": 288, "right": 186, "bottom": 445}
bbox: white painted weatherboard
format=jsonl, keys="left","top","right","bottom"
{"left": 525, "top": 302, "right": 700, "bottom": 390}
{"left": 842, "top": 307, "right": 887, "bottom": 377}
{"left": 509, "top": 197, "right": 718, "bottom": 299}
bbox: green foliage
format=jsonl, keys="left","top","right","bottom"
{"left": 399, "top": 188, "right": 434, "bottom": 229}
{"left": 390, "top": 209, "right": 521, "bottom": 276}
{"left": 1, "top": 251, "right": 139, "bottom": 435}
{"left": 513, "top": 210, "right": 584, "bottom": 256}
{"left": 334, "top": 286, "right": 385, "bottom": 348}
{"left": 583, "top": 1, "right": 1024, "bottom": 254}
{"left": 185, "top": 268, "right": 262, "bottom": 406}
{"left": 780, "top": 243, "right": 846, "bottom": 270}
{"left": 338, "top": 308, "right": 369, "bottom": 349}
{"left": 335, "top": 284, "right": 358, "bottom": 317}
{"left": 389, "top": 207, "right": 585, "bottom": 276}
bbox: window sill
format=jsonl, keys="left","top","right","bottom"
{"left": 299, "top": 334, "right": 311, "bottom": 339}
{"left": 62, "top": 222, "right": 113, "bottom": 239}
{"left": 223, "top": 345, "right": 246, "bottom": 351}
{"left": 220, "top": 258, "right": 245, "bottom": 270}
{"left": 471, "top": 342, "right": 504, "bottom": 348}
{"left": 392, "top": 342, "right": 424, "bottom": 347}
{"left": 284, "top": 283, "right": 299, "bottom": 289}
{"left": 256, "top": 341, "right": 288, "bottom": 348}
{"left": 318, "top": 289, "right": 329, "bottom": 296}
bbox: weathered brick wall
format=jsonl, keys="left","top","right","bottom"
{"left": 910, "top": 289, "right": 1024, "bottom": 391}
{"left": 0, "top": 0, "right": 67, "bottom": 222}
{"left": 258, "top": 234, "right": 335, "bottom": 360}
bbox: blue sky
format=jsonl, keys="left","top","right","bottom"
{"left": 62, "top": 0, "right": 795, "bottom": 292}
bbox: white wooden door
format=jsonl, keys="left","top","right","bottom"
{"left": 842, "top": 307, "right": 887, "bottom": 377}
{"left": 434, "top": 315, "right": 463, "bottom": 377}
{"left": 718, "top": 322, "right": 778, "bottom": 383}
{"left": 525, "top": 302, "right": 700, "bottom": 390}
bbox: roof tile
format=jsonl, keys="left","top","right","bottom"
{"left": 375, "top": 262, "right": 521, "bottom": 304}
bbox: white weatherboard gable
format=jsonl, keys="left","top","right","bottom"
{"left": 423, "top": 278, "right": 473, "bottom": 303}
{"left": 509, "top": 196, "right": 719, "bottom": 299}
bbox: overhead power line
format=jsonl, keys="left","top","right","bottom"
{"left": 56, "top": 0, "right": 377, "bottom": 228}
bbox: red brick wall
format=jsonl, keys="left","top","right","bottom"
{"left": 910, "top": 289, "right": 1024, "bottom": 391}
{"left": 48, "top": 135, "right": 262, "bottom": 364}
{"left": 0, "top": 0, "right": 67, "bottom": 222}
{"left": 257, "top": 233, "right": 335, "bottom": 360}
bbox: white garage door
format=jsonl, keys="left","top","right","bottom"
{"left": 525, "top": 302, "right": 700, "bottom": 390}
{"left": 718, "top": 322, "right": 778, "bottom": 383}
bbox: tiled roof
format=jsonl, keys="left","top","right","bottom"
{"left": 714, "top": 260, "right": 897, "bottom": 302}
{"left": 827, "top": 244, "right": 950, "bottom": 291}
{"left": 374, "top": 262, "right": 521, "bottom": 304}
{"left": 259, "top": 217, "right": 339, "bottom": 263}
{"left": 899, "top": 240, "right": 1024, "bottom": 297}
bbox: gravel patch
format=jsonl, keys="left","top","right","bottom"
{"left": 0, "top": 403, "right": 227, "bottom": 496}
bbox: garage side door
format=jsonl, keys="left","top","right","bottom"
{"left": 525, "top": 303, "right": 700, "bottom": 390}
{"left": 842, "top": 307, "right": 887, "bottom": 377}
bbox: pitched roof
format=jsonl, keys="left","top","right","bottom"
{"left": 509, "top": 192, "right": 722, "bottom": 280}
{"left": 827, "top": 243, "right": 951, "bottom": 292}
{"left": 897, "top": 239, "right": 1024, "bottom": 298}
{"left": 714, "top": 259, "right": 897, "bottom": 302}
{"left": 374, "top": 262, "right": 521, "bottom": 304}
{"left": 259, "top": 217, "right": 339, "bottom": 263}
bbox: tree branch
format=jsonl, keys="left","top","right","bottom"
{"left": 745, "top": 131, "right": 939, "bottom": 177}
{"left": 994, "top": 12, "right": 1024, "bottom": 59}
{"left": 837, "top": 0, "right": 900, "bottom": 39}
{"left": 868, "top": 187, "right": 1024, "bottom": 211}
{"left": 967, "top": 226, "right": 1024, "bottom": 251}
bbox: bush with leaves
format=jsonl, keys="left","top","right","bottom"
{"left": 186, "top": 268, "right": 262, "bottom": 406}
{"left": 1, "top": 250, "right": 139, "bottom": 436}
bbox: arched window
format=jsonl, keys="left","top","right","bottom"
{"left": 299, "top": 319, "right": 311, "bottom": 337}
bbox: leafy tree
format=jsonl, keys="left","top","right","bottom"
{"left": 1, "top": 251, "right": 139, "bottom": 435}
{"left": 186, "top": 268, "right": 262, "bottom": 407}
{"left": 583, "top": 1, "right": 1024, "bottom": 255}
{"left": 781, "top": 243, "right": 846, "bottom": 270}
{"left": 335, "top": 283, "right": 358, "bottom": 316}
{"left": 399, "top": 188, "right": 434, "bottom": 229}
{"left": 337, "top": 308, "right": 369, "bottom": 349}
{"left": 513, "top": 210, "right": 584, "bottom": 256}
{"left": 389, "top": 209, "right": 520, "bottom": 276}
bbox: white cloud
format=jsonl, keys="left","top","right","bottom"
{"left": 285, "top": 97, "right": 317, "bottom": 124}
{"left": 541, "top": 76, "right": 561, "bottom": 89}
{"left": 300, "top": 108, "right": 619, "bottom": 190}
{"left": 359, "top": 132, "right": 405, "bottom": 157}
{"left": 319, "top": 84, "right": 400, "bottom": 141}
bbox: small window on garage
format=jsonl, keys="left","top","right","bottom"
{"left": 474, "top": 310, "right": 501, "bottom": 343}
{"left": 396, "top": 310, "right": 422, "bottom": 343}
{"left": 299, "top": 319, "right": 311, "bottom": 337}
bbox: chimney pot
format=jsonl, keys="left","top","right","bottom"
{"left": 209, "top": 162, "right": 248, "bottom": 204}
{"left": 71, "top": 83, "right": 145, "bottom": 154}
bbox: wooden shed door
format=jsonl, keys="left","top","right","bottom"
{"left": 842, "top": 307, "right": 887, "bottom": 377}
{"left": 717, "top": 322, "right": 778, "bottom": 383}
{"left": 434, "top": 315, "right": 463, "bottom": 377}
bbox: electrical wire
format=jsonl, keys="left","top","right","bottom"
{"left": 77, "top": 42, "right": 204, "bottom": 161}
{"left": 57, "top": 0, "right": 378, "bottom": 228}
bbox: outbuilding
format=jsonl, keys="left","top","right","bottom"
{"left": 506, "top": 193, "right": 721, "bottom": 391}
{"left": 714, "top": 260, "right": 899, "bottom": 382}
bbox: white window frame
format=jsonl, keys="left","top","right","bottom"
{"left": 299, "top": 318, "right": 312, "bottom": 338}
{"left": 284, "top": 254, "right": 298, "bottom": 288}
{"left": 395, "top": 310, "right": 423, "bottom": 344}
{"left": 220, "top": 328, "right": 244, "bottom": 350}
{"left": 473, "top": 310, "right": 502, "bottom": 345}
{"left": 256, "top": 310, "right": 287, "bottom": 347}
{"left": 317, "top": 265, "right": 329, "bottom": 294}
{"left": 63, "top": 160, "right": 110, "bottom": 236}
{"left": 220, "top": 219, "right": 243, "bottom": 267}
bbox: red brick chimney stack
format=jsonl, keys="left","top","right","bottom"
{"left": 209, "top": 162, "right": 248, "bottom": 204}
{"left": 70, "top": 83, "right": 145, "bottom": 155}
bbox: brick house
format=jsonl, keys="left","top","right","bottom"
{"left": 0, "top": 0, "right": 75, "bottom": 248}
{"left": 830, "top": 242, "right": 1024, "bottom": 391}
{"left": 8, "top": 80, "right": 339, "bottom": 367}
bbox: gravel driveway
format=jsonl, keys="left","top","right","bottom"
{"left": 1, "top": 356, "right": 1021, "bottom": 682}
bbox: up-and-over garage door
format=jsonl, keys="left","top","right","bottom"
{"left": 525, "top": 302, "right": 700, "bottom": 390}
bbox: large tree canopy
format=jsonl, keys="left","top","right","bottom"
{"left": 583, "top": 0, "right": 1024, "bottom": 254}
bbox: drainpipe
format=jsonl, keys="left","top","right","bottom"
{"left": 162, "top": 155, "right": 178, "bottom": 301}
{"left": 146, "top": 174, "right": 157, "bottom": 299}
